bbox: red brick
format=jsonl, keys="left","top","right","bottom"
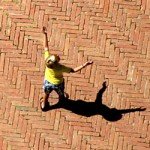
{"left": 0, "top": 10, "right": 3, "bottom": 29}
{"left": 103, "top": 0, "right": 109, "bottom": 14}
{"left": 146, "top": 40, "right": 150, "bottom": 59}
{"left": 99, "top": 0, "right": 105, "bottom": 8}
{"left": 33, "top": 5, "right": 40, "bottom": 24}
{"left": 25, "top": 0, "right": 31, "bottom": 15}
{"left": 71, "top": 130, "right": 78, "bottom": 149}
{"left": 38, "top": 10, "right": 44, "bottom": 29}
{"left": 4, "top": 101, "right": 11, "bottom": 120}
{"left": 62, "top": 120, "right": 69, "bottom": 138}
{"left": 0, "top": 1, "right": 150, "bottom": 150}
{"left": 11, "top": 66, "right": 18, "bottom": 85}
{"left": 29, "top": 129, "right": 36, "bottom": 147}
{"left": 78, "top": 130, "right": 99, "bottom": 136}
{"left": 10, "top": 22, "right": 16, "bottom": 40}
{"left": 1, "top": 140, "right": 7, "bottom": 150}
{"left": 0, "top": 53, "right": 5, "bottom": 72}
{"left": 18, "top": 31, "right": 25, "bottom": 49}
{"left": 112, "top": 4, "right": 118, "bottom": 22}
{"left": 142, "top": 35, "right": 149, "bottom": 54}
{"left": 76, "top": 134, "right": 82, "bottom": 149}
{"left": 27, "top": 40, "right": 33, "bottom": 58}
{"left": 29, "top": 2, "right": 35, "bottom": 19}
{"left": 1, "top": 13, "right": 7, "bottom": 35}
{"left": 44, "top": 142, "right": 49, "bottom": 150}
{"left": 53, "top": 111, "right": 60, "bottom": 130}
{"left": 79, "top": 12, "right": 85, "bottom": 30}
{"left": 108, "top": 0, "right": 115, "bottom": 17}
{"left": 22, "top": 37, "right": 28, "bottom": 54}
{"left": 81, "top": 140, "right": 87, "bottom": 150}
{"left": 133, "top": 27, "right": 140, "bottom": 45}
{"left": 145, "top": 0, "right": 150, "bottom": 15}
{"left": 62, "top": 0, "right": 68, "bottom": 11}
{"left": 43, "top": 14, "right": 48, "bottom": 27}
{"left": 8, "top": 105, "right": 16, "bottom": 125}
{"left": 89, "top": 64, "right": 96, "bottom": 84}
{"left": 24, "top": 79, "right": 31, "bottom": 99}
{"left": 83, "top": 15, "right": 90, "bottom": 35}
{"left": 58, "top": 0, "right": 63, "bottom": 7}
{"left": 58, "top": 116, "right": 65, "bottom": 134}
{"left": 33, "top": 132, "right": 40, "bottom": 150}
{"left": 19, "top": 120, "right": 27, "bottom": 136}
{"left": 0, "top": 136, "right": 3, "bottom": 148}
{"left": 133, "top": 146, "right": 150, "bottom": 150}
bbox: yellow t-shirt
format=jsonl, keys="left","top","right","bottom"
{"left": 44, "top": 50, "right": 72, "bottom": 85}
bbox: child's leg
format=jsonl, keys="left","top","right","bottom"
{"left": 40, "top": 92, "right": 49, "bottom": 109}
{"left": 55, "top": 82, "right": 66, "bottom": 100}
{"left": 56, "top": 88, "right": 65, "bottom": 100}
{"left": 40, "top": 80, "right": 53, "bottom": 110}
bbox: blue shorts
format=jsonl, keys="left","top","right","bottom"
{"left": 43, "top": 80, "right": 65, "bottom": 97}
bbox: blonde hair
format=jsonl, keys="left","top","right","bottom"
{"left": 46, "top": 55, "right": 60, "bottom": 68}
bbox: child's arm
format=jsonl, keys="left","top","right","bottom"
{"left": 42, "top": 27, "right": 50, "bottom": 60}
{"left": 43, "top": 27, "right": 48, "bottom": 49}
{"left": 71, "top": 60, "right": 93, "bottom": 73}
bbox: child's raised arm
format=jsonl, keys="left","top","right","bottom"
{"left": 42, "top": 27, "right": 48, "bottom": 50}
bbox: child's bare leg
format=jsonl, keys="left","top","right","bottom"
{"left": 40, "top": 92, "right": 49, "bottom": 109}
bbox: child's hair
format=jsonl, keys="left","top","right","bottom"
{"left": 46, "top": 55, "right": 60, "bottom": 68}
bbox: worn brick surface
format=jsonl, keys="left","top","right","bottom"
{"left": 0, "top": 0, "right": 150, "bottom": 150}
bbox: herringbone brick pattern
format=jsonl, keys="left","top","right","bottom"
{"left": 0, "top": 0, "right": 150, "bottom": 149}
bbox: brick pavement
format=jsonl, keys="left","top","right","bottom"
{"left": 0, "top": 0, "right": 150, "bottom": 150}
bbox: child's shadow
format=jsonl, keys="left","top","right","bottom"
{"left": 44, "top": 81, "right": 146, "bottom": 122}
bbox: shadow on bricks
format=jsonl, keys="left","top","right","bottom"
{"left": 43, "top": 81, "right": 146, "bottom": 122}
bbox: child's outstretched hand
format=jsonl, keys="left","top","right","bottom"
{"left": 85, "top": 60, "right": 93, "bottom": 66}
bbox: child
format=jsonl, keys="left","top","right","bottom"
{"left": 40, "top": 27, "right": 93, "bottom": 111}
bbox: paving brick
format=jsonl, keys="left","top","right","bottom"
{"left": 0, "top": 0, "right": 150, "bottom": 149}
{"left": 0, "top": 53, "right": 5, "bottom": 72}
